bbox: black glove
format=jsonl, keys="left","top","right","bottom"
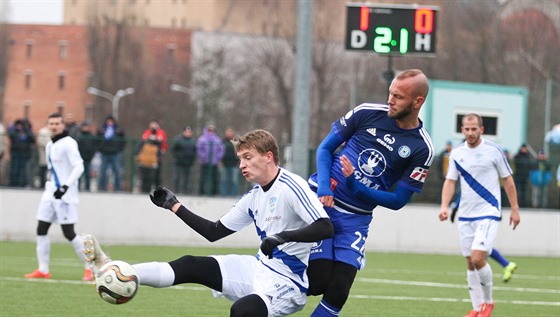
{"left": 260, "top": 234, "right": 287, "bottom": 259}
{"left": 54, "top": 185, "right": 69, "bottom": 199}
{"left": 450, "top": 207, "right": 458, "bottom": 223}
{"left": 149, "top": 186, "right": 180, "bottom": 210}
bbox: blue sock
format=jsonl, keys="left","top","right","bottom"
{"left": 310, "top": 299, "right": 341, "bottom": 317}
{"left": 490, "top": 249, "right": 509, "bottom": 267}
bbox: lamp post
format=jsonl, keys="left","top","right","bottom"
{"left": 170, "top": 84, "right": 203, "bottom": 132}
{"left": 87, "top": 87, "right": 135, "bottom": 121}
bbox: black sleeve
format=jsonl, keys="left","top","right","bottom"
{"left": 277, "top": 218, "right": 333, "bottom": 243}
{"left": 175, "top": 205, "right": 236, "bottom": 242}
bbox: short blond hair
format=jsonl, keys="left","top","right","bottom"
{"left": 233, "top": 129, "right": 279, "bottom": 165}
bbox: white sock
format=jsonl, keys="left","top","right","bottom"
{"left": 70, "top": 235, "right": 88, "bottom": 268}
{"left": 476, "top": 263, "right": 494, "bottom": 304}
{"left": 133, "top": 262, "right": 175, "bottom": 288}
{"left": 467, "top": 270, "right": 483, "bottom": 310}
{"left": 37, "top": 235, "right": 50, "bottom": 273}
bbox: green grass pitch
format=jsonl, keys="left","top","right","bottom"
{"left": 1, "top": 241, "right": 558, "bottom": 316}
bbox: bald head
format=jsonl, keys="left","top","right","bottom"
{"left": 394, "top": 69, "right": 429, "bottom": 98}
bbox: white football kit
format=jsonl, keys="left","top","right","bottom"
{"left": 447, "top": 138, "right": 512, "bottom": 255}
{"left": 37, "top": 135, "right": 84, "bottom": 224}
{"left": 214, "top": 168, "right": 328, "bottom": 316}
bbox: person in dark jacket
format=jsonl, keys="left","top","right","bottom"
{"left": 171, "top": 125, "right": 197, "bottom": 194}
{"left": 8, "top": 119, "right": 36, "bottom": 187}
{"left": 513, "top": 144, "right": 532, "bottom": 207}
{"left": 77, "top": 121, "right": 98, "bottom": 191}
{"left": 220, "top": 127, "right": 239, "bottom": 196}
{"left": 96, "top": 116, "right": 126, "bottom": 192}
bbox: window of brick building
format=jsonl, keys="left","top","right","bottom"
{"left": 25, "top": 40, "right": 34, "bottom": 58}
{"left": 56, "top": 101, "right": 65, "bottom": 114}
{"left": 24, "top": 70, "right": 33, "bottom": 89}
{"left": 167, "top": 44, "right": 176, "bottom": 63}
{"left": 23, "top": 101, "right": 31, "bottom": 118}
{"left": 59, "top": 40, "right": 68, "bottom": 60}
{"left": 58, "top": 71, "right": 66, "bottom": 90}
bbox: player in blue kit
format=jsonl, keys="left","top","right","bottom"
{"left": 84, "top": 129, "right": 333, "bottom": 317}
{"left": 306, "top": 69, "right": 434, "bottom": 316}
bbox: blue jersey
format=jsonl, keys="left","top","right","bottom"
{"left": 309, "top": 103, "right": 434, "bottom": 214}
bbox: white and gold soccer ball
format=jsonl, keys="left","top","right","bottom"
{"left": 95, "top": 260, "right": 139, "bottom": 305}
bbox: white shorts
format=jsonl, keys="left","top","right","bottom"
{"left": 211, "top": 254, "right": 306, "bottom": 317}
{"left": 36, "top": 199, "right": 78, "bottom": 225}
{"left": 458, "top": 218, "right": 499, "bottom": 257}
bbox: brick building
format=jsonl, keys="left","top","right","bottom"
{"left": 2, "top": 24, "right": 192, "bottom": 132}
{"left": 3, "top": 24, "right": 91, "bottom": 130}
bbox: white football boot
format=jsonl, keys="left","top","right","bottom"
{"left": 83, "top": 234, "right": 112, "bottom": 275}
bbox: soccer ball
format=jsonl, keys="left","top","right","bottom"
{"left": 95, "top": 260, "right": 139, "bottom": 305}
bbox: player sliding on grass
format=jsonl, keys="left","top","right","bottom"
{"left": 84, "top": 129, "right": 333, "bottom": 317}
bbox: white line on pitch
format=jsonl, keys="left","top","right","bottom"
{"left": 2, "top": 276, "right": 559, "bottom": 307}
{"left": 356, "top": 278, "right": 560, "bottom": 294}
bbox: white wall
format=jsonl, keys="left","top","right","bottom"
{"left": 1, "top": 188, "right": 558, "bottom": 257}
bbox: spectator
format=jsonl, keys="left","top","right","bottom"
{"left": 8, "top": 119, "right": 36, "bottom": 187}
{"left": 36, "top": 124, "right": 52, "bottom": 187}
{"left": 136, "top": 127, "right": 164, "bottom": 193}
{"left": 220, "top": 127, "right": 239, "bottom": 196}
{"left": 0, "top": 122, "right": 4, "bottom": 163}
{"left": 171, "top": 125, "right": 197, "bottom": 194}
{"left": 64, "top": 113, "right": 80, "bottom": 139}
{"left": 513, "top": 144, "right": 532, "bottom": 207}
{"left": 96, "top": 116, "right": 126, "bottom": 192}
{"left": 530, "top": 150, "right": 552, "bottom": 208}
{"left": 437, "top": 141, "right": 453, "bottom": 181}
{"left": 196, "top": 124, "right": 224, "bottom": 196}
{"left": 141, "top": 120, "right": 167, "bottom": 186}
{"left": 77, "top": 122, "right": 98, "bottom": 191}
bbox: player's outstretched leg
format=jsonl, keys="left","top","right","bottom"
{"left": 83, "top": 234, "right": 111, "bottom": 274}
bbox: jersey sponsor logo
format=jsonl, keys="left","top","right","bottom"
{"left": 410, "top": 166, "right": 429, "bottom": 183}
{"left": 265, "top": 216, "right": 282, "bottom": 222}
{"left": 376, "top": 137, "right": 394, "bottom": 151}
{"left": 310, "top": 241, "right": 324, "bottom": 254}
{"left": 357, "top": 149, "right": 386, "bottom": 177}
{"left": 398, "top": 145, "right": 411, "bottom": 158}
{"left": 367, "top": 128, "right": 377, "bottom": 136}
{"left": 383, "top": 134, "right": 395, "bottom": 144}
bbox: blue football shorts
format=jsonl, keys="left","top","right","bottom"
{"left": 310, "top": 206, "right": 372, "bottom": 270}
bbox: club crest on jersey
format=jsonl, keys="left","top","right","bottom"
{"left": 357, "top": 149, "right": 386, "bottom": 177}
{"left": 269, "top": 197, "right": 277, "bottom": 213}
{"left": 398, "top": 145, "right": 411, "bottom": 158}
{"left": 410, "top": 166, "right": 428, "bottom": 183}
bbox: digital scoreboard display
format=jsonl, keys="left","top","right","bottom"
{"left": 345, "top": 3, "right": 438, "bottom": 56}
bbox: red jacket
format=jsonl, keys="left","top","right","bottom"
{"left": 141, "top": 128, "right": 168, "bottom": 154}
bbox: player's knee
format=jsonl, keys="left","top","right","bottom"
{"left": 230, "top": 294, "right": 267, "bottom": 317}
{"left": 36, "top": 221, "right": 51, "bottom": 236}
{"left": 307, "top": 259, "right": 333, "bottom": 296}
{"left": 323, "top": 262, "right": 357, "bottom": 308}
{"left": 61, "top": 224, "right": 76, "bottom": 241}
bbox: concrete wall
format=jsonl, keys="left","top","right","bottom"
{"left": 1, "top": 188, "right": 558, "bottom": 257}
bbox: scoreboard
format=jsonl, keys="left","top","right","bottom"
{"left": 345, "top": 3, "right": 438, "bottom": 56}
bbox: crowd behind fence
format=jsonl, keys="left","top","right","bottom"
{"left": 0, "top": 132, "right": 558, "bottom": 209}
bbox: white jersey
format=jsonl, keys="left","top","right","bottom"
{"left": 446, "top": 138, "right": 512, "bottom": 220}
{"left": 42, "top": 135, "right": 84, "bottom": 204}
{"left": 219, "top": 168, "right": 328, "bottom": 292}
